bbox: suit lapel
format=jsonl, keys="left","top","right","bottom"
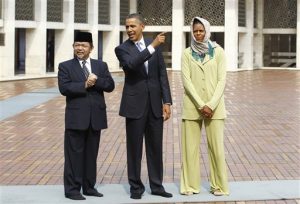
{"left": 72, "top": 58, "right": 86, "bottom": 80}
{"left": 202, "top": 54, "right": 212, "bottom": 65}
{"left": 189, "top": 48, "right": 213, "bottom": 70}
{"left": 189, "top": 49, "right": 204, "bottom": 71}
{"left": 128, "top": 40, "right": 141, "bottom": 55}
{"left": 90, "top": 59, "right": 96, "bottom": 74}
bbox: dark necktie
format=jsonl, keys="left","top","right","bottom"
{"left": 82, "top": 60, "right": 90, "bottom": 79}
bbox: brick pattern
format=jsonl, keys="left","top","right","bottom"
{"left": 0, "top": 78, "right": 57, "bottom": 100}
{"left": 0, "top": 70, "right": 299, "bottom": 203}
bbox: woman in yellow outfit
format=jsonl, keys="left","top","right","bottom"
{"left": 180, "top": 17, "right": 229, "bottom": 196}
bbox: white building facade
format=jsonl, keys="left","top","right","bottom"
{"left": 0, "top": 0, "right": 298, "bottom": 80}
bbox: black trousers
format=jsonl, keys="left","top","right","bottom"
{"left": 125, "top": 100, "right": 165, "bottom": 194}
{"left": 64, "top": 127, "right": 100, "bottom": 196}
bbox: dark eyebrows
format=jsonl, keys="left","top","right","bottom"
{"left": 125, "top": 24, "right": 136, "bottom": 28}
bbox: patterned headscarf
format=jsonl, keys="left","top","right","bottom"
{"left": 190, "top": 17, "right": 217, "bottom": 54}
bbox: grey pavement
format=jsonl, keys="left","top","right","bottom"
{"left": 0, "top": 87, "right": 60, "bottom": 121}
{"left": 1, "top": 180, "right": 300, "bottom": 204}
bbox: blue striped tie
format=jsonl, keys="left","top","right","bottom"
{"left": 136, "top": 42, "right": 143, "bottom": 52}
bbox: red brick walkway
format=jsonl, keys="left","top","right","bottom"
{"left": 0, "top": 70, "right": 299, "bottom": 203}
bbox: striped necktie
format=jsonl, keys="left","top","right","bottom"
{"left": 136, "top": 41, "right": 143, "bottom": 52}
{"left": 82, "top": 60, "right": 90, "bottom": 79}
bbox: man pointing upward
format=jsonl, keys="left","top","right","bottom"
{"left": 115, "top": 13, "right": 173, "bottom": 200}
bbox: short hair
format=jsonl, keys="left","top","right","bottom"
{"left": 126, "top": 13, "right": 145, "bottom": 24}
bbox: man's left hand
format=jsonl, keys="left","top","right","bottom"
{"left": 86, "top": 73, "right": 97, "bottom": 87}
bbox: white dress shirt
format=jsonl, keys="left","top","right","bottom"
{"left": 135, "top": 37, "right": 155, "bottom": 54}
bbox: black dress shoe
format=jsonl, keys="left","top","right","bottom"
{"left": 151, "top": 191, "right": 173, "bottom": 198}
{"left": 130, "top": 193, "right": 142, "bottom": 199}
{"left": 83, "top": 190, "right": 103, "bottom": 197}
{"left": 65, "top": 193, "right": 86, "bottom": 200}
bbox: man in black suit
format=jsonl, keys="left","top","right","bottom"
{"left": 115, "top": 13, "right": 172, "bottom": 199}
{"left": 58, "top": 32, "right": 115, "bottom": 200}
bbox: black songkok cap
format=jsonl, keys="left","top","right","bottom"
{"left": 74, "top": 32, "right": 93, "bottom": 43}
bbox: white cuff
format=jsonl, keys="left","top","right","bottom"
{"left": 147, "top": 45, "right": 155, "bottom": 54}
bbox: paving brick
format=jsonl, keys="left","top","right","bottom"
{"left": 0, "top": 70, "right": 299, "bottom": 203}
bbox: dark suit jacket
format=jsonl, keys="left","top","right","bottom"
{"left": 115, "top": 38, "right": 172, "bottom": 119}
{"left": 58, "top": 58, "right": 115, "bottom": 130}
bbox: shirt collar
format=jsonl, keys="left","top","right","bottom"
{"left": 78, "top": 57, "right": 91, "bottom": 65}
{"left": 135, "top": 36, "right": 145, "bottom": 47}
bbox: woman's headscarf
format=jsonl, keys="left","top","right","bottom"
{"left": 190, "top": 17, "right": 217, "bottom": 54}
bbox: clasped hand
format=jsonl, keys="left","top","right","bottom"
{"left": 85, "top": 73, "right": 97, "bottom": 88}
{"left": 199, "top": 105, "right": 213, "bottom": 119}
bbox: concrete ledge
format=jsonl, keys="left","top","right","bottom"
{"left": 1, "top": 180, "right": 299, "bottom": 204}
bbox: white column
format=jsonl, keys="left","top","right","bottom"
{"left": 55, "top": 0, "right": 75, "bottom": 72}
{"left": 89, "top": 0, "right": 98, "bottom": 59}
{"left": 129, "top": 0, "right": 137, "bottom": 13}
{"left": 102, "top": 0, "right": 120, "bottom": 71}
{"left": 239, "top": 0, "right": 254, "bottom": 69}
{"left": 25, "top": 0, "right": 47, "bottom": 75}
{"left": 254, "top": 0, "right": 263, "bottom": 68}
{"left": 171, "top": 0, "right": 184, "bottom": 70}
{"left": 297, "top": 0, "right": 300, "bottom": 68}
{"left": 224, "top": 0, "right": 238, "bottom": 71}
{"left": 0, "top": 0, "right": 15, "bottom": 78}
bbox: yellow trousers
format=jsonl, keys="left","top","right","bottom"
{"left": 180, "top": 119, "right": 229, "bottom": 195}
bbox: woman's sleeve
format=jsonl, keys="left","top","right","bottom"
{"left": 206, "top": 47, "right": 226, "bottom": 110}
{"left": 181, "top": 50, "right": 206, "bottom": 109}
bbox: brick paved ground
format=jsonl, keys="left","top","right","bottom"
{"left": 0, "top": 78, "right": 58, "bottom": 100}
{"left": 0, "top": 70, "right": 299, "bottom": 203}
